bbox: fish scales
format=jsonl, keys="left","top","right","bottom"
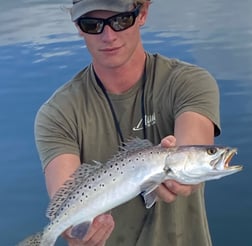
{"left": 17, "top": 232, "right": 43, "bottom": 246}
{"left": 17, "top": 138, "right": 243, "bottom": 246}
{"left": 46, "top": 138, "right": 154, "bottom": 220}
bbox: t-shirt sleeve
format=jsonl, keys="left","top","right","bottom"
{"left": 34, "top": 101, "right": 80, "bottom": 170}
{"left": 170, "top": 63, "right": 221, "bottom": 136}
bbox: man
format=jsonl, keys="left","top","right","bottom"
{"left": 35, "top": 0, "right": 220, "bottom": 245}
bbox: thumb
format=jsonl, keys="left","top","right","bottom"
{"left": 161, "top": 135, "right": 176, "bottom": 148}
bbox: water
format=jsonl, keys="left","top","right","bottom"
{"left": 0, "top": 0, "right": 251, "bottom": 245}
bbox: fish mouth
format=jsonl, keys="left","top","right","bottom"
{"left": 214, "top": 148, "right": 243, "bottom": 171}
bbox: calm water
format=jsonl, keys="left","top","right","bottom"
{"left": 0, "top": 1, "right": 252, "bottom": 245}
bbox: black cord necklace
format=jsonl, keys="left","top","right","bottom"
{"left": 94, "top": 71, "right": 146, "bottom": 144}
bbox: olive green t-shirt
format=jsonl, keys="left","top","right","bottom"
{"left": 35, "top": 53, "right": 220, "bottom": 246}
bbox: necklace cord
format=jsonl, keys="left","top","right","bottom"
{"left": 94, "top": 70, "right": 146, "bottom": 145}
{"left": 141, "top": 77, "right": 147, "bottom": 139}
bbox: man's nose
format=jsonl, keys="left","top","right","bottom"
{"left": 101, "top": 25, "right": 117, "bottom": 41}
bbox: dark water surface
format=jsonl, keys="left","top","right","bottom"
{"left": 0, "top": 1, "right": 251, "bottom": 245}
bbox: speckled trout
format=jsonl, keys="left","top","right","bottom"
{"left": 17, "top": 138, "right": 242, "bottom": 246}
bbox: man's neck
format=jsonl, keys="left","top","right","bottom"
{"left": 93, "top": 51, "right": 146, "bottom": 94}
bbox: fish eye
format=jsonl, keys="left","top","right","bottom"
{"left": 207, "top": 147, "right": 218, "bottom": 155}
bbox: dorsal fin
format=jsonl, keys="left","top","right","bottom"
{"left": 120, "top": 137, "right": 153, "bottom": 152}
{"left": 46, "top": 163, "right": 101, "bottom": 220}
{"left": 107, "top": 138, "right": 153, "bottom": 164}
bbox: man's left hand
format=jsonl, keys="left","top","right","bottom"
{"left": 155, "top": 135, "right": 200, "bottom": 203}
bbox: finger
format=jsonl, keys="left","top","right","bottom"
{"left": 161, "top": 135, "right": 176, "bottom": 148}
{"left": 82, "top": 214, "right": 109, "bottom": 242}
{"left": 155, "top": 183, "right": 177, "bottom": 203}
{"left": 84, "top": 221, "right": 114, "bottom": 246}
{"left": 90, "top": 218, "right": 114, "bottom": 245}
{"left": 83, "top": 214, "right": 115, "bottom": 246}
{"left": 68, "top": 238, "right": 85, "bottom": 246}
{"left": 163, "top": 180, "right": 199, "bottom": 197}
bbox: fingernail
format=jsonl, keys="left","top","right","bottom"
{"left": 97, "top": 215, "right": 106, "bottom": 223}
{"left": 165, "top": 181, "right": 173, "bottom": 189}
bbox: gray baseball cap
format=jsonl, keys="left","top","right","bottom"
{"left": 71, "top": 0, "right": 136, "bottom": 21}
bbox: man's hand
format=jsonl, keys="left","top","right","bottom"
{"left": 155, "top": 135, "right": 200, "bottom": 203}
{"left": 63, "top": 213, "right": 115, "bottom": 246}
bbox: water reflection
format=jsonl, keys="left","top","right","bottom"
{"left": 1, "top": 1, "right": 252, "bottom": 246}
{"left": 0, "top": 0, "right": 252, "bottom": 79}
{"left": 1, "top": 0, "right": 252, "bottom": 80}
{"left": 0, "top": 0, "right": 75, "bottom": 45}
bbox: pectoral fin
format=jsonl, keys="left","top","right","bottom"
{"left": 142, "top": 190, "right": 158, "bottom": 209}
{"left": 140, "top": 181, "right": 159, "bottom": 209}
{"left": 71, "top": 221, "right": 91, "bottom": 239}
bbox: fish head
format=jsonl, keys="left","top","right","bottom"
{"left": 164, "top": 145, "right": 243, "bottom": 184}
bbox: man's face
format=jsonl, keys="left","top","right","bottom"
{"left": 76, "top": 6, "right": 148, "bottom": 69}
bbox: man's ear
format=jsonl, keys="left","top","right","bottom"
{"left": 138, "top": 2, "right": 150, "bottom": 26}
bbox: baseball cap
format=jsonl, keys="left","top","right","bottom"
{"left": 71, "top": 0, "right": 136, "bottom": 21}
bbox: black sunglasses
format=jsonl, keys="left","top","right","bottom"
{"left": 76, "top": 4, "right": 142, "bottom": 35}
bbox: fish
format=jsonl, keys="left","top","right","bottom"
{"left": 17, "top": 138, "right": 243, "bottom": 246}
{"left": 17, "top": 233, "right": 42, "bottom": 246}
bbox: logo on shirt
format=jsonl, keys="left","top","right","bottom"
{"left": 133, "top": 113, "right": 156, "bottom": 131}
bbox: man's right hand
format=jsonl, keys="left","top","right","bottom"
{"left": 63, "top": 213, "right": 115, "bottom": 246}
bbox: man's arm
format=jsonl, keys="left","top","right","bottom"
{"left": 45, "top": 154, "right": 80, "bottom": 198}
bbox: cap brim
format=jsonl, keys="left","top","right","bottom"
{"left": 71, "top": 0, "right": 134, "bottom": 21}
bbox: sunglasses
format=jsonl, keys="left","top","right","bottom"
{"left": 76, "top": 4, "right": 142, "bottom": 35}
